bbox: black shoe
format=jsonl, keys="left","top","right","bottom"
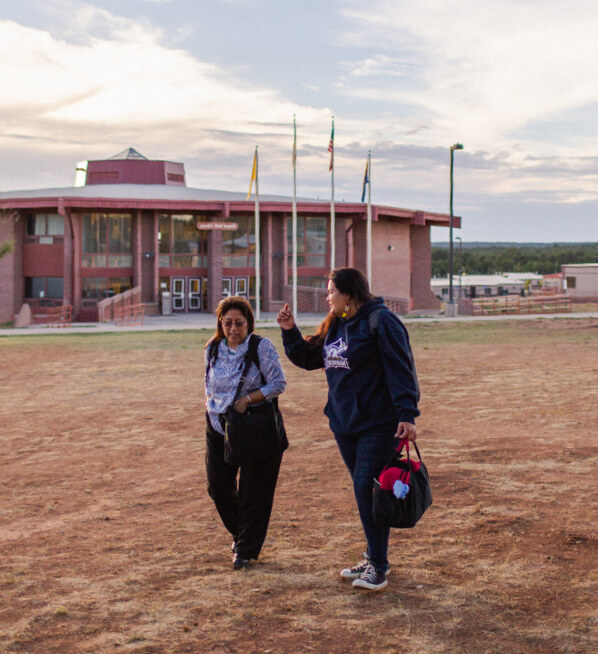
{"left": 340, "top": 556, "right": 371, "bottom": 580}
{"left": 340, "top": 553, "right": 390, "bottom": 580}
{"left": 232, "top": 553, "right": 251, "bottom": 570}
{"left": 352, "top": 563, "right": 388, "bottom": 590}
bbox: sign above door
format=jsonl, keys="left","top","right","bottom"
{"left": 196, "top": 222, "right": 238, "bottom": 231}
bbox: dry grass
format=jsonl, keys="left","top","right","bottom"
{"left": 0, "top": 319, "right": 597, "bottom": 653}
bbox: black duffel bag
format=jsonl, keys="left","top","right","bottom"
{"left": 372, "top": 438, "right": 432, "bottom": 529}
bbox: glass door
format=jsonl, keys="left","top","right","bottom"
{"left": 188, "top": 277, "right": 202, "bottom": 311}
{"left": 172, "top": 277, "right": 185, "bottom": 311}
{"left": 234, "top": 276, "right": 249, "bottom": 298}
{"left": 222, "top": 277, "right": 232, "bottom": 298}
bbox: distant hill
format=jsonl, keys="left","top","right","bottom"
{"left": 432, "top": 242, "right": 598, "bottom": 248}
{"left": 431, "top": 242, "right": 598, "bottom": 276}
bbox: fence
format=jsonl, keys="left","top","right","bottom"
{"left": 283, "top": 285, "right": 410, "bottom": 315}
{"left": 470, "top": 294, "right": 572, "bottom": 316}
{"left": 37, "top": 304, "right": 73, "bottom": 327}
{"left": 113, "top": 303, "right": 145, "bottom": 327}
{"left": 97, "top": 287, "right": 143, "bottom": 324}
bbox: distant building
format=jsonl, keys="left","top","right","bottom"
{"left": 502, "top": 272, "right": 543, "bottom": 292}
{"left": 542, "top": 272, "right": 564, "bottom": 293}
{"left": 431, "top": 274, "right": 524, "bottom": 300}
{"left": 562, "top": 264, "right": 598, "bottom": 300}
{"left": 0, "top": 148, "right": 456, "bottom": 323}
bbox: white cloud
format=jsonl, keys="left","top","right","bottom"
{"left": 0, "top": 8, "right": 330, "bottom": 178}
{"left": 339, "top": 0, "right": 598, "bottom": 156}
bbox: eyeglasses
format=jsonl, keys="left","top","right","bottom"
{"left": 221, "top": 319, "right": 247, "bottom": 329}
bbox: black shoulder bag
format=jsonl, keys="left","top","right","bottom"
{"left": 221, "top": 335, "right": 288, "bottom": 466}
{"left": 372, "top": 438, "right": 432, "bottom": 529}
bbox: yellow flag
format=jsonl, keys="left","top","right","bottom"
{"left": 247, "top": 149, "right": 257, "bottom": 200}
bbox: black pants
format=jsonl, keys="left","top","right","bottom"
{"left": 205, "top": 419, "right": 283, "bottom": 560}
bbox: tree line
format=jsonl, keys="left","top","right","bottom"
{"left": 431, "top": 243, "right": 598, "bottom": 277}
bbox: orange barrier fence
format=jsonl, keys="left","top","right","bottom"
{"left": 471, "top": 294, "right": 572, "bottom": 316}
{"left": 97, "top": 287, "right": 142, "bottom": 322}
{"left": 114, "top": 303, "right": 145, "bottom": 327}
{"left": 44, "top": 304, "right": 73, "bottom": 327}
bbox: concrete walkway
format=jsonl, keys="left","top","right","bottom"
{"left": 1, "top": 310, "right": 597, "bottom": 337}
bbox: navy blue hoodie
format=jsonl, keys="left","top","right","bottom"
{"left": 282, "top": 297, "right": 420, "bottom": 437}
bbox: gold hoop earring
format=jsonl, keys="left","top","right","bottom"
{"left": 341, "top": 303, "right": 350, "bottom": 319}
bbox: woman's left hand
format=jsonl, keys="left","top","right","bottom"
{"left": 233, "top": 396, "right": 250, "bottom": 414}
{"left": 395, "top": 421, "right": 417, "bottom": 442}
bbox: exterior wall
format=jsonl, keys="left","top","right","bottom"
{"left": 86, "top": 159, "right": 185, "bottom": 186}
{"left": 410, "top": 225, "right": 441, "bottom": 310}
{"left": 369, "top": 219, "right": 411, "bottom": 299}
{"left": 0, "top": 214, "right": 19, "bottom": 322}
{"left": 563, "top": 265, "right": 598, "bottom": 300}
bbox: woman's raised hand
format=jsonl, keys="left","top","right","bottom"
{"left": 277, "top": 303, "right": 295, "bottom": 330}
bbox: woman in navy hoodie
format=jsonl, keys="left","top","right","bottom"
{"left": 277, "top": 267, "right": 420, "bottom": 591}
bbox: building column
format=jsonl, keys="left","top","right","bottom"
{"left": 71, "top": 214, "right": 82, "bottom": 318}
{"left": 133, "top": 209, "right": 142, "bottom": 290}
{"left": 153, "top": 211, "right": 160, "bottom": 303}
{"left": 207, "top": 228, "right": 223, "bottom": 313}
{"left": 262, "top": 212, "right": 273, "bottom": 311}
{"left": 63, "top": 208, "right": 74, "bottom": 307}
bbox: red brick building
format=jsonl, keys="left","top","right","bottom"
{"left": 0, "top": 149, "right": 457, "bottom": 322}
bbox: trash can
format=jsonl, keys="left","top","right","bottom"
{"left": 161, "top": 291, "right": 172, "bottom": 315}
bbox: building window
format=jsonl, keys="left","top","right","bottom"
{"left": 287, "top": 215, "right": 327, "bottom": 268}
{"left": 293, "top": 276, "right": 327, "bottom": 288}
{"left": 81, "top": 213, "right": 132, "bottom": 267}
{"left": 222, "top": 215, "right": 255, "bottom": 268}
{"left": 25, "top": 276, "right": 64, "bottom": 299}
{"left": 26, "top": 213, "right": 64, "bottom": 243}
{"left": 441, "top": 288, "right": 448, "bottom": 296}
{"left": 566, "top": 276, "right": 576, "bottom": 289}
{"left": 82, "top": 277, "right": 132, "bottom": 299}
{"left": 158, "top": 214, "right": 208, "bottom": 268}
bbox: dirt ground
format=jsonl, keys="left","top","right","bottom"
{"left": 0, "top": 319, "right": 597, "bottom": 654}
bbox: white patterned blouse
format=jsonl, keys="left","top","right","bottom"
{"left": 205, "top": 335, "right": 286, "bottom": 435}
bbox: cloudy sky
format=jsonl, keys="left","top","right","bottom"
{"left": 1, "top": 0, "right": 598, "bottom": 242}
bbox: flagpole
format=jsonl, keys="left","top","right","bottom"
{"left": 329, "top": 116, "right": 335, "bottom": 271}
{"left": 292, "top": 115, "right": 298, "bottom": 318}
{"left": 366, "top": 151, "right": 372, "bottom": 286}
{"left": 254, "top": 146, "right": 261, "bottom": 320}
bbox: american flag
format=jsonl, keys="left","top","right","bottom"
{"left": 328, "top": 123, "right": 334, "bottom": 171}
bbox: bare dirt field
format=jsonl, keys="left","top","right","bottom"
{"left": 1, "top": 318, "right": 597, "bottom": 653}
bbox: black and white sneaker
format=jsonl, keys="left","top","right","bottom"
{"left": 341, "top": 553, "right": 390, "bottom": 580}
{"left": 340, "top": 556, "right": 371, "bottom": 580}
{"left": 352, "top": 563, "right": 388, "bottom": 590}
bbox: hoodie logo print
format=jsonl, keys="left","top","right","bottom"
{"left": 324, "top": 337, "right": 350, "bottom": 370}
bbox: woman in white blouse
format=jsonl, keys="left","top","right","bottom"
{"left": 204, "top": 296, "right": 286, "bottom": 569}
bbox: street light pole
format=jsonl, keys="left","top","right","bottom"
{"left": 449, "top": 143, "right": 464, "bottom": 307}
{"left": 456, "top": 235, "right": 462, "bottom": 299}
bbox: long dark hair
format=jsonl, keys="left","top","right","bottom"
{"left": 310, "top": 267, "right": 375, "bottom": 344}
{"left": 205, "top": 296, "right": 255, "bottom": 348}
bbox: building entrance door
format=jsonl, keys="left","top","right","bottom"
{"left": 172, "top": 277, "right": 185, "bottom": 311}
{"left": 171, "top": 277, "right": 203, "bottom": 312}
{"left": 222, "top": 276, "right": 249, "bottom": 299}
{"left": 188, "top": 277, "right": 202, "bottom": 311}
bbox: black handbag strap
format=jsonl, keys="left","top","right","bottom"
{"left": 395, "top": 438, "right": 424, "bottom": 469}
{"left": 230, "top": 334, "right": 261, "bottom": 406}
